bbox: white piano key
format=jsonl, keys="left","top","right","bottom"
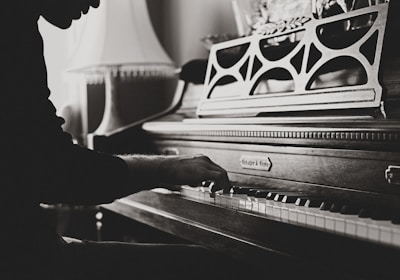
{"left": 222, "top": 195, "right": 229, "bottom": 207}
{"left": 219, "top": 194, "right": 230, "bottom": 208}
{"left": 301, "top": 207, "right": 321, "bottom": 227}
{"left": 265, "top": 203, "right": 274, "bottom": 217}
{"left": 372, "top": 220, "right": 393, "bottom": 245}
{"left": 198, "top": 188, "right": 206, "bottom": 199}
{"left": 345, "top": 219, "right": 357, "bottom": 236}
{"left": 206, "top": 193, "right": 215, "bottom": 204}
{"left": 239, "top": 199, "right": 246, "bottom": 210}
{"left": 230, "top": 196, "right": 240, "bottom": 209}
{"left": 356, "top": 220, "right": 368, "bottom": 239}
{"left": 297, "top": 210, "right": 306, "bottom": 224}
{"left": 325, "top": 215, "right": 335, "bottom": 231}
{"left": 379, "top": 222, "right": 392, "bottom": 244}
{"left": 196, "top": 190, "right": 204, "bottom": 201}
{"left": 367, "top": 222, "right": 380, "bottom": 242}
{"left": 334, "top": 217, "right": 346, "bottom": 234}
{"left": 272, "top": 205, "right": 282, "bottom": 219}
{"left": 281, "top": 207, "right": 289, "bottom": 221}
{"left": 392, "top": 228, "right": 400, "bottom": 247}
{"left": 258, "top": 202, "right": 266, "bottom": 215}
{"left": 196, "top": 188, "right": 204, "bottom": 200}
{"left": 245, "top": 199, "right": 252, "bottom": 211}
{"left": 215, "top": 194, "right": 222, "bottom": 205}
{"left": 315, "top": 213, "right": 325, "bottom": 228}
{"left": 288, "top": 208, "right": 299, "bottom": 223}
{"left": 299, "top": 206, "right": 317, "bottom": 225}
{"left": 306, "top": 213, "right": 316, "bottom": 226}
{"left": 180, "top": 186, "right": 197, "bottom": 199}
{"left": 252, "top": 200, "right": 259, "bottom": 213}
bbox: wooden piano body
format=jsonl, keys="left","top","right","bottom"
{"left": 94, "top": 3, "right": 400, "bottom": 279}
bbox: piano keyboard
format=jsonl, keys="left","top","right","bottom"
{"left": 179, "top": 186, "right": 400, "bottom": 248}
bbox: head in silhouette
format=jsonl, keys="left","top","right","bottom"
{"left": 40, "top": 0, "right": 100, "bottom": 29}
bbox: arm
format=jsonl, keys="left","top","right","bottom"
{"left": 37, "top": 134, "right": 230, "bottom": 205}
{"left": 119, "top": 154, "right": 231, "bottom": 193}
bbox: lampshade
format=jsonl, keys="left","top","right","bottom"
{"left": 67, "top": 0, "right": 176, "bottom": 137}
{"left": 68, "top": 0, "right": 173, "bottom": 72}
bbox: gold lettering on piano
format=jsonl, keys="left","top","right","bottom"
{"left": 385, "top": 165, "right": 400, "bottom": 185}
{"left": 239, "top": 155, "right": 272, "bottom": 171}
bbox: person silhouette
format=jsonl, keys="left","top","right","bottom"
{"left": 2, "top": 1, "right": 232, "bottom": 279}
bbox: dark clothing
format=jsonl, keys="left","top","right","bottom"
{"left": 1, "top": 2, "right": 144, "bottom": 277}
{"left": 3, "top": 2, "right": 133, "bottom": 234}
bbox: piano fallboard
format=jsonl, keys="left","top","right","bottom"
{"left": 149, "top": 139, "right": 400, "bottom": 205}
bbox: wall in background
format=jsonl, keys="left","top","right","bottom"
{"left": 148, "top": 0, "right": 237, "bottom": 67}
{"left": 39, "top": 0, "right": 238, "bottom": 139}
{"left": 39, "top": 16, "right": 87, "bottom": 139}
{"left": 38, "top": 17, "right": 70, "bottom": 111}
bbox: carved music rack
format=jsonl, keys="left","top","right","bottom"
{"left": 197, "top": 4, "right": 389, "bottom": 118}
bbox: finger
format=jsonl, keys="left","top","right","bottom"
{"left": 201, "top": 180, "right": 214, "bottom": 191}
{"left": 205, "top": 170, "right": 232, "bottom": 194}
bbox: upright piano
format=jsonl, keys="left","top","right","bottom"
{"left": 94, "top": 2, "right": 400, "bottom": 279}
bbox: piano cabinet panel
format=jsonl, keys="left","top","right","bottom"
{"left": 152, "top": 140, "right": 400, "bottom": 200}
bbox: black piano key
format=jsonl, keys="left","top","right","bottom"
{"left": 266, "top": 192, "right": 278, "bottom": 200}
{"left": 357, "top": 207, "right": 394, "bottom": 220}
{"left": 254, "top": 190, "right": 270, "bottom": 198}
{"left": 273, "top": 193, "right": 287, "bottom": 202}
{"left": 330, "top": 202, "right": 346, "bottom": 213}
{"left": 370, "top": 208, "right": 393, "bottom": 221}
{"left": 282, "top": 195, "right": 300, "bottom": 204}
{"left": 304, "top": 198, "right": 326, "bottom": 208}
{"left": 320, "top": 201, "right": 334, "bottom": 211}
{"left": 329, "top": 204, "right": 341, "bottom": 213}
{"left": 340, "top": 204, "right": 363, "bottom": 215}
{"left": 247, "top": 189, "right": 259, "bottom": 197}
{"left": 267, "top": 191, "right": 301, "bottom": 201}
{"left": 295, "top": 197, "right": 308, "bottom": 206}
{"left": 292, "top": 196, "right": 329, "bottom": 208}
{"left": 248, "top": 188, "right": 275, "bottom": 197}
{"left": 358, "top": 208, "right": 371, "bottom": 218}
{"left": 232, "top": 186, "right": 252, "bottom": 194}
{"left": 391, "top": 214, "right": 400, "bottom": 225}
{"left": 294, "top": 195, "right": 322, "bottom": 206}
{"left": 282, "top": 194, "right": 313, "bottom": 204}
{"left": 357, "top": 207, "right": 392, "bottom": 220}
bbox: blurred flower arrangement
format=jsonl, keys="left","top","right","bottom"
{"left": 312, "top": 0, "right": 388, "bottom": 19}
{"left": 201, "top": 33, "right": 240, "bottom": 51}
{"left": 235, "top": 0, "right": 389, "bottom": 36}
{"left": 201, "top": 0, "right": 389, "bottom": 50}
{"left": 236, "top": 0, "right": 313, "bottom": 36}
